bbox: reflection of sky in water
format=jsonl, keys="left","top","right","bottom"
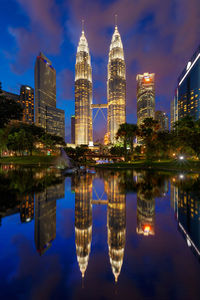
{"left": 0, "top": 170, "right": 200, "bottom": 299}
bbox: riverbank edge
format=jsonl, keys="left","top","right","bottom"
{"left": 92, "top": 160, "right": 200, "bottom": 173}
{"left": 0, "top": 156, "right": 56, "bottom": 166}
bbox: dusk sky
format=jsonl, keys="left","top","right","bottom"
{"left": 1, "top": 0, "right": 200, "bottom": 141}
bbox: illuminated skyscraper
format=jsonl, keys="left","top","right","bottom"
{"left": 136, "top": 73, "right": 155, "bottom": 126}
{"left": 75, "top": 27, "right": 93, "bottom": 145}
{"left": 107, "top": 25, "right": 126, "bottom": 144}
{"left": 105, "top": 174, "right": 126, "bottom": 282}
{"left": 75, "top": 174, "right": 93, "bottom": 278}
{"left": 20, "top": 85, "right": 34, "bottom": 124}
{"left": 71, "top": 115, "right": 75, "bottom": 144}
{"left": 34, "top": 52, "right": 65, "bottom": 139}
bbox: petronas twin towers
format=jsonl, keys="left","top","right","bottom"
{"left": 75, "top": 22, "right": 126, "bottom": 145}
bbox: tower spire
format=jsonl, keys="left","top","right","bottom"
{"left": 82, "top": 19, "right": 84, "bottom": 33}
{"left": 115, "top": 14, "right": 118, "bottom": 28}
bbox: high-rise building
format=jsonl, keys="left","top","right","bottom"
{"left": 105, "top": 174, "right": 126, "bottom": 282}
{"left": 34, "top": 52, "right": 65, "bottom": 139}
{"left": 170, "top": 93, "right": 178, "bottom": 130}
{"left": 136, "top": 73, "right": 155, "bottom": 126}
{"left": 71, "top": 115, "right": 75, "bottom": 144}
{"left": 155, "top": 110, "right": 169, "bottom": 131}
{"left": 20, "top": 85, "right": 34, "bottom": 124}
{"left": 74, "top": 174, "right": 92, "bottom": 278}
{"left": 1, "top": 90, "right": 20, "bottom": 103}
{"left": 75, "top": 28, "right": 93, "bottom": 146}
{"left": 107, "top": 25, "right": 126, "bottom": 144}
{"left": 177, "top": 46, "right": 200, "bottom": 121}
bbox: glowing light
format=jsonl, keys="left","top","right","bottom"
{"left": 26, "top": 87, "right": 30, "bottom": 90}
{"left": 186, "top": 61, "right": 191, "bottom": 70}
{"left": 179, "top": 174, "right": 184, "bottom": 179}
{"left": 144, "top": 225, "right": 151, "bottom": 233}
{"left": 179, "top": 155, "right": 184, "bottom": 160}
{"left": 179, "top": 53, "right": 200, "bottom": 86}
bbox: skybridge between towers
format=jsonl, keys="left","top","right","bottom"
{"left": 91, "top": 103, "right": 108, "bottom": 123}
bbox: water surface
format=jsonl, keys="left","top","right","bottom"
{"left": 0, "top": 166, "right": 200, "bottom": 300}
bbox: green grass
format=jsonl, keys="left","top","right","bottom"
{"left": 0, "top": 155, "right": 57, "bottom": 166}
{"left": 93, "top": 159, "right": 200, "bottom": 172}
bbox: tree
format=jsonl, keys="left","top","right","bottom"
{"left": 139, "top": 118, "right": 159, "bottom": 160}
{"left": 0, "top": 95, "right": 23, "bottom": 128}
{"left": 116, "top": 123, "right": 138, "bottom": 161}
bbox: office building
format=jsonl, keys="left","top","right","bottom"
{"left": 34, "top": 52, "right": 65, "bottom": 139}
{"left": 177, "top": 46, "right": 200, "bottom": 121}
{"left": 20, "top": 85, "right": 34, "bottom": 124}
{"left": 107, "top": 25, "right": 126, "bottom": 144}
{"left": 75, "top": 28, "right": 93, "bottom": 145}
{"left": 170, "top": 94, "right": 178, "bottom": 129}
{"left": 71, "top": 115, "right": 75, "bottom": 144}
{"left": 136, "top": 73, "right": 155, "bottom": 126}
{"left": 155, "top": 110, "right": 169, "bottom": 131}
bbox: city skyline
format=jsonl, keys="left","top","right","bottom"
{"left": 1, "top": 0, "right": 200, "bottom": 141}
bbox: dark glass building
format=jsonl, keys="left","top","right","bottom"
{"left": 155, "top": 110, "right": 169, "bottom": 131}
{"left": 177, "top": 47, "right": 200, "bottom": 120}
{"left": 34, "top": 52, "right": 65, "bottom": 139}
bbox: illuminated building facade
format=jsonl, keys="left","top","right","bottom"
{"left": 20, "top": 85, "right": 34, "bottom": 124}
{"left": 177, "top": 46, "right": 200, "bottom": 121}
{"left": 107, "top": 25, "right": 126, "bottom": 144}
{"left": 170, "top": 94, "right": 178, "bottom": 129}
{"left": 71, "top": 115, "right": 75, "bottom": 144}
{"left": 20, "top": 195, "right": 34, "bottom": 223}
{"left": 155, "top": 110, "right": 169, "bottom": 131}
{"left": 75, "top": 174, "right": 92, "bottom": 278}
{"left": 136, "top": 73, "right": 155, "bottom": 126}
{"left": 34, "top": 52, "right": 65, "bottom": 139}
{"left": 105, "top": 174, "right": 126, "bottom": 282}
{"left": 75, "top": 29, "right": 93, "bottom": 145}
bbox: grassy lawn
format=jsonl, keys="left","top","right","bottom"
{"left": 0, "top": 155, "right": 57, "bottom": 166}
{"left": 93, "top": 159, "right": 200, "bottom": 172}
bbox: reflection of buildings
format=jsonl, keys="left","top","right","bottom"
{"left": 105, "top": 175, "right": 126, "bottom": 282}
{"left": 171, "top": 180, "right": 200, "bottom": 257}
{"left": 20, "top": 195, "right": 34, "bottom": 223}
{"left": 34, "top": 182, "right": 65, "bottom": 255}
{"left": 107, "top": 25, "right": 126, "bottom": 144}
{"left": 136, "top": 174, "right": 155, "bottom": 236}
{"left": 75, "top": 175, "right": 93, "bottom": 278}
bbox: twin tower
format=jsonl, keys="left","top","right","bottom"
{"left": 75, "top": 23, "right": 126, "bottom": 145}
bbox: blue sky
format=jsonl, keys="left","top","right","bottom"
{"left": 1, "top": 0, "right": 200, "bottom": 141}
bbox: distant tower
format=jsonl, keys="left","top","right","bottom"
{"left": 20, "top": 85, "right": 34, "bottom": 124}
{"left": 105, "top": 173, "right": 126, "bottom": 282}
{"left": 75, "top": 174, "right": 93, "bottom": 278}
{"left": 136, "top": 73, "right": 155, "bottom": 126}
{"left": 107, "top": 20, "right": 126, "bottom": 144}
{"left": 71, "top": 115, "right": 75, "bottom": 144}
{"left": 75, "top": 22, "right": 93, "bottom": 145}
{"left": 155, "top": 111, "right": 169, "bottom": 131}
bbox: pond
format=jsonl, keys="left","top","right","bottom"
{"left": 0, "top": 165, "right": 200, "bottom": 300}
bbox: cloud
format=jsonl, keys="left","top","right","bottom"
{"left": 9, "top": 0, "right": 63, "bottom": 73}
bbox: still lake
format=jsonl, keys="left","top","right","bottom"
{"left": 0, "top": 165, "right": 200, "bottom": 300}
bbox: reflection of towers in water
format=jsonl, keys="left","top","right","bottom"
{"left": 34, "top": 182, "right": 65, "bottom": 255}
{"left": 105, "top": 174, "right": 126, "bottom": 282}
{"left": 75, "top": 175, "right": 93, "bottom": 278}
{"left": 136, "top": 175, "right": 155, "bottom": 236}
{"left": 20, "top": 194, "right": 34, "bottom": 223}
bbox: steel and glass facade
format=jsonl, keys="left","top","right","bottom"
{"left": 107, "top": 26, "right": 126, "bottom": 144}
{"left": 155, "top": 110, "right": 169, "bottom": 131}
{"left": 75, "top": 30, "right": 93, "bottom": 145}
{"left": 177, "top": 47, "right": 200, "bottom": 121}
{"left": 34, "top": 52, "right": 65, "bottom": 139}
{"left": 136, "top": 73, "right": 155, "bottom": 126}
